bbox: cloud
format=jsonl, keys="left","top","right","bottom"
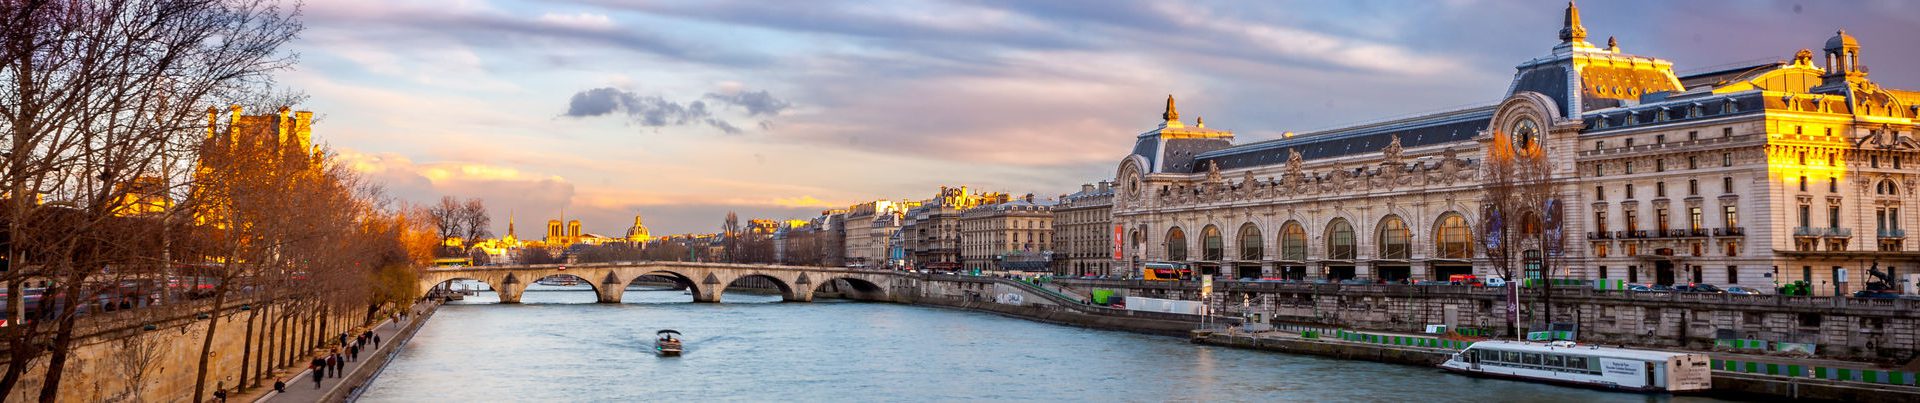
{"left": 771, "top": 195, "right": 835, "bottom": 208}
{"left": 562, "top": 87, "right": 715, "bottom": 127}
{"left": 703, "top": 90, "right": 792, "bottom": 117}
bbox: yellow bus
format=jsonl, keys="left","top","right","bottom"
{"left": 432, "top": 257, "right": 472, "bottom": 268}
{"left": 1141, "top": 262, "right": 1193, "bottom": 281}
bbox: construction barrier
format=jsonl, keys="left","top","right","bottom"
{"left": 1712, "top": 358, "right": 1918, "bottom": 386}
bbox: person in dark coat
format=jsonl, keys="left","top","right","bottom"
{"left": 332, "top": 353, "right": 345, "bottom": 377}
{"left": 350, "top": 343, "right": 360, "bottom": 361}
{"left": 373, "top": 333, "right": 382, "bottom": 349}
{"left": 274, "top": 379, "right": 286, "bottom": 393}
{"left": 311, "top": 365, "right": 324, "bottom": 389}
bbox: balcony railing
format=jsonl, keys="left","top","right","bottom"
{"left": 1616, "top": 230, "right": 1650, "bottom": 239}
{"left": 1794, "top": 227, "right": 1853, "bottom": 238}
{"left": 1879, "top": 229, "right": 1906, "bottom": 238}
{"left": 1587, "top": 231, "right": 1613, "bottom": 240}
{"left": 1713, "top": 227, "right": 1746, "bottom": 237}
{"left": 1659, "top": 229, "right": 1708, "bottom": 238}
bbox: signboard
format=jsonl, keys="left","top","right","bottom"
{"left": 1201, "top": 275, "right": 1214, "bottom": 299}
{"left": 1506, "top": 284, "right": 1519, "bottom": 324}
{"left": 1544, "top": 198, "right": 1565, "bottom": 257}
{"left": 1112, "top": 224, "right": 1124, "bottom": 260}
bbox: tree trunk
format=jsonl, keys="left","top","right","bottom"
{"left": 35, "top": 296, "right": 79, "bottom": 402}
{"left": 191, "top": 287, "right": 228, "bottom": 403}
{"left": 240, "top": 305, "right": 257, "bottom": 389}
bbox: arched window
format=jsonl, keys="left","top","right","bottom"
{"left": 1326, "top": 219, "right": 1355, "bottom": 260}
{"left": 1202, "top": 225, "right": 1224, "bottom": 261}
{"left": 1166, "top": 227, "right": 1187, "bottom": 261}
{"left": 1280, "top": 221, "right": 1306, "bottom": 261}
{"left": 1378, "top": 215, "right": 1410, "bottom": 259}
{"left": 1238, "top": 224, "right": 1262, "bottom": 260}
{"left": 1435, "top": 213, "right": 1472, "bottom": 259}
{"left": 1879, "top": 179, "right": 1899, "bottom": 195}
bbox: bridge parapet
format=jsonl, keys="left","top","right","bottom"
{"left": 421, "top": 261, "right": 903, "bottom": 304}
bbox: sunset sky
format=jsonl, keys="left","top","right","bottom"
{"left": 287, "top": 0, "right": 1920, "bottom": 236}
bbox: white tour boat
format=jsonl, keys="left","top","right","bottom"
{"left": 1439, "top": 340, "right": 1712, "bottom": 393}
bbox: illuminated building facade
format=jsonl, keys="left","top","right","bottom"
{"left": 901, "top": 186, "right": 1011, "bottom": 271}
{"left": 1053, "top": 181, "right": 1115, "bottom": 276}
{"left": 843, "top": 200, "right": 914, "bottom": 269}
{"left": 960, "top": 194, "right": 1054, "bottom": 272}
{"left": 1113, "top": 3, "right": 1920, "bottom": 294}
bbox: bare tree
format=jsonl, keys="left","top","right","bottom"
{"left": 0, "top": 0, "right": 304, "bottom": 399}
{"left": 426, "top": 196, "right": 464, "bottom": 256}
{"left": 459, "top": 198, "right": 492, "bottom": 248}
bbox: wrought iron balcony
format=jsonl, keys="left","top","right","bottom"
{"left": 1712, "top": 227, "right": 1746, "bottom": 237}
{"left": 1587, "top": 231, "right": 1613, "bottom": 240}
{"left": 1879, "top": 229, "right": 1906, "bottom": 238}
{"left": 1794, "top": 227, "right": 1853, "bottom": 238}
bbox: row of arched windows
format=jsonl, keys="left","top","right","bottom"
{"left": 1162, "top": 214, "right": 1474, "bottom": 261}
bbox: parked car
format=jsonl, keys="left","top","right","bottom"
{"left": 1483, "top": 277, "right": 1508, "bottom": 287}
{"left": 1673, "top": 283, "right": 1726, "bottom": 293}
{"left": 1628, "top": 284, "right": 1669, "bottom": 293}
{"left": 1724, "top": 286, "right": 1765, "bottom": 295}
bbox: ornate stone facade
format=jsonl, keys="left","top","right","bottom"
{"left": 1053, "top": 181, "right": 1115, "bottom": 276}
{"left": 1114, "top": 3, "right": 1920, "bottom": 294}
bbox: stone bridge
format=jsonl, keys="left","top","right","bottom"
{"left": 420, "top": 261, "right": 905, "bottom": 303}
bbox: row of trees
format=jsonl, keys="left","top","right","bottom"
{"left": 426, "top": 196, "right": 490, "bottom": 258}
{"left": 1, "top": 1, "right": 435, "bottom": 401}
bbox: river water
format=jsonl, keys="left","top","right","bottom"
{"left": 358, "top": 283, "right": 1739, "bottom": 402}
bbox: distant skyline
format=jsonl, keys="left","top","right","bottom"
{"left": 290, "top": 0, "right": 1920, "bottom": 236}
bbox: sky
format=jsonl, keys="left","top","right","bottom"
{"left": 285, "top": 0, "right": 1920, "bottom": 237}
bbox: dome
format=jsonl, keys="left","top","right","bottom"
{"left": 1825, "top": 29, "right": 1858, "bottom": 51}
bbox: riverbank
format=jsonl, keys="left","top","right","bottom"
{"left": 242, "top": 300, "right": 439, "bottom": 403}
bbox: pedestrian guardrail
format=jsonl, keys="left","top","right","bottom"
{"left": 1713, "top": 358, "right": 1918, "bottom": 386}
{"left": 1332, "top": 330, "right": 1475, "bottom": 350}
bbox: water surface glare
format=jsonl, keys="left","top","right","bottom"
{"left": 359, "top": 284, "right": 1739, "bottom": 402}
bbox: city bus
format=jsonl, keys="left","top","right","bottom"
{"left": 433, "top": 257, "right": 472, "bottom": 268}
{"left": 1141, "top": 262, "right": 1194, "bottom": 281}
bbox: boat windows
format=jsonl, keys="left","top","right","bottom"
{"left": 1466, "top": 348, "right": 1604, "bottom": 375}
{"left": 1523, "top": 353, "right": 1542, "bottom": 365}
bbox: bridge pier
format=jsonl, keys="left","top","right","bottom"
{"left": 497, "top": 283, "right": 526, "bottom": 304}
{"left": 783, "top": 291, "right": 814, "bottom": 303}
{"left": 692, "top": 287, "right": 722, "bottom": 303}
{"left": 596, "top": 286, "right": 625, "bottom": 303}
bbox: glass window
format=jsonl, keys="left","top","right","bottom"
{"left": 1724, "top": 206, "right": 1739, "bottom": 228}
{"left": 1378, "top": 216, "right": 1410, "bottom": 259}
{"left": 1437, "top": 214, "right": 1471, "bottom": 259}
{"left": 1327, "top": 219, "right": 1355, "bottom": 260}
{"left": 1281, "top": 222, "right": 1307, "bottom": 260}
{"left": 1723, "top": 177, "right": 1733, "bottom": 193}
{"left": 1523, "top": 353, "right": 1542, "bottom": 365}
{"left": 1545, "top": 354, "right": 1565, "bottom": 367}
{"left": 1238, "top": 224, "right": 1262, "bottom": 261}
{"left": 1202, "top": 225, "right": 1223, "bottom": 260}
{"left": 1166, "top": 227, "right": 1187, "bottom": 261}
{"left": 1689, "top": 207, "right": 1703, "bottom": 231}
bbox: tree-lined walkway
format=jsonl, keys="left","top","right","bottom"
{"left": 239, "top": 301, "right": 434, "bottom": 403}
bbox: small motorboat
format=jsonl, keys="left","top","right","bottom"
{"left": 655, "top": 330, "right": 683, "bottom": 356}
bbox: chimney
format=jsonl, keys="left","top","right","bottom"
{"left": 1082, "top": 183, "right": 1095, "bottom": 193}
{"left": 1098, "top": 181, "right": 1111, "bottom": 192}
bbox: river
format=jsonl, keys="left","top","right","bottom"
{"left": 357, "top": 283, "right": 1739, "bottom": 402}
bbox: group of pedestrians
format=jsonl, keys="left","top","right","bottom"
{"left": 300, "top": 313, "right": 398, "bottom": 390}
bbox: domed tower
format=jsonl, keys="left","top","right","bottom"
{"left": 1820, "top": 29, "right": 1866, "bottom": 87}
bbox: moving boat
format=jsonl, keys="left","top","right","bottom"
{"left": 655, "top": 330, "right": 683, "bottom": 356}
{"left": 1439, "top": 340, "right": 1711, "bottom": 393}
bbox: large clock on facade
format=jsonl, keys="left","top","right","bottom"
{"left": 1510, "top": 118, "right": 1538, "bottom": 152}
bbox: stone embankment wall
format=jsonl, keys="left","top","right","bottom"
{"left": 1073, "top": 280, "right": 1920, "bottom": 363}
{"left": 3, "top": 304, "right": 363, "bottom": 403}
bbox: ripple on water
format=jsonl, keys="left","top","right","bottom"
{"left": 359, "top": 290, "right": 1748, "bottom": 402}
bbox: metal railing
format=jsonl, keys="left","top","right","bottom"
{"left": 1879, "top": 229, "right": 1906, "bottom": 238}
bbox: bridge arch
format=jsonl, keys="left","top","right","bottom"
{"left": 523, "top": 273, "right": 602, "bottom": 304}
{"left": 810, "top": 275, "right": 889, "bottom": 301}
{"left": 717, "top": 273, "right": 800, "bottom": 302}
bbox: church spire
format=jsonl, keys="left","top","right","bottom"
{"left": 1559, "top": 1, "right": 1587, "bottom": 44}
{"left": 1162, "top": 94, "right": 1179, "bottom": 122}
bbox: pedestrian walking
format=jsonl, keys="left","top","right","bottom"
{"left": 351, "top": 344, "right": 360, "bottom": 361}
{"left": 373, "top": 333, "right": 382, "bottom": 349}
{"left": 331, "top": 353, "right": 344, "bottom": 377}
{"left": 311, "top": 366, "right": 324, "bottom": 389}
{"left": 274, "top": 379, "right": 286, "bottom": 393}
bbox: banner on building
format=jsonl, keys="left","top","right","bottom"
{"left": 1112, "top": 224, "right": 1124, "bottom": 260}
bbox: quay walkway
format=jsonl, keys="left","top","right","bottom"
{"left": 235, "top": 301, "right": 436, "bottom": 403}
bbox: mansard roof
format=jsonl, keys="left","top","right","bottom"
{"left": 1193, "top": 105, "right": 1493, "bottom": 171}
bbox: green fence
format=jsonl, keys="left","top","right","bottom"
{"left": 1714, "top": 339, "right": 1768, "bottom": 350}
{"left": 1333, "top": 330, "right": 1476, "bottom": 350}
{"left": 1526, "top": 330, "right": 1575, "bottom": 341}
{"left": 1713, "top": 359, "right": 1918, "bottom": 385}
{"left": 1593, "top": 279, "right": 1627, "bottom": 290}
